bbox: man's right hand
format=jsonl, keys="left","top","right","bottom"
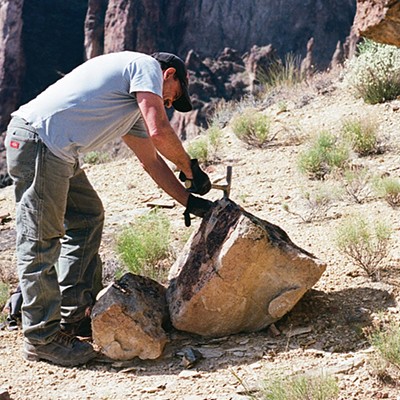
{"left": 183, "top": 194, "right": 214, "bottom": 227}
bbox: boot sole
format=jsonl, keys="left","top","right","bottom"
{"left": 23, "top": 348, "right": 97, "bottom": 367}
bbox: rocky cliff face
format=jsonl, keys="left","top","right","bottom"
{"left": 0, "top": 0, "right": 356, "bottom": 132}
{"left": 0, "top": 0, "right": 24, "bottom": 135}
{"left": 353, "top": 0, "right": 400, "bottom": 46}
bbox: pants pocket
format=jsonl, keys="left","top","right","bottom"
{"left": 18, "top": 201, "right": 42, "bottom": 240}
{"left": 5, "top": 130, "right": 39, "bottom": 183}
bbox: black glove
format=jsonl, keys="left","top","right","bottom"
{"left": 179, "top": 159, "right": 211, "bottom": 196}
{"left": 183, "top": 194, "right": 214, "bottom": 227}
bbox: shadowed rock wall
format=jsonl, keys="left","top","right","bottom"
{"left": 0, "top": 0, "right": 357, "bottom": 181}
{"left": 0, "top": 0, "right": 357, "bottom": 132}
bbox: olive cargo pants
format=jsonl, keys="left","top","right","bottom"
{"left": 6, "top": 116, "right": 103, "bottom": 344}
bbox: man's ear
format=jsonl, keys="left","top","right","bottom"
{"left": 164, "top": 67, "right": 177, "bottom": 80}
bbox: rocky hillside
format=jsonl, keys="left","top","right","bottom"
{"left": 1, "top": 66, "right": 400, "bottom": 400}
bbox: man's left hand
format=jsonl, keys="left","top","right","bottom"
{"left": 179, "top": 159, "right": 211, "bottom": 195}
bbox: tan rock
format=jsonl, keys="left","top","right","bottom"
{"left": 354, "top": 0, "right": 400, "bottom": 46}
{"left": 167, "top": 199, "right": 326, "bottom": 337}
{"left": 92, "top": 273, "right": 169, "bottom": 360}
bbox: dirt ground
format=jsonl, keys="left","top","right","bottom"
{"left": 1, "top": 69, "right": 400, "bottom": 400}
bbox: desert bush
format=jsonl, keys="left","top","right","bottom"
{"left": 373, "top": 176, "right": 400, "bottom": 208}
{"left": 0, "top": 281, "right": 9, "bottom": 310}
{"left": 298, "top": 131, "right": 350, "bottom": 180}
{"left": 0, "top": 282, "right": 10, "bottom": 324}
{"left": 209, "top": 99, "right": 237, "bottom": 129}
{"left": 261, "top": 372, "right": 339, "bottom": 400}
{"left": 83, "top": 151, "right": 110, "bottom": 165}
{"left": 115, "top": 210, "right": 172, "bottom": 281}
{"left": 345, "top": 39, "right": 400, "bottom": 104}
{"left": 341, "top": 117, "right": 380, "bottom": 156}
{"left": 187, "top": 124, "right": 223, "bottom": 164}
{"left": 335, "top": 216, "right": 392, "bottom": 280}
{"left": 187, "top": 136, "right": 208, "bottom": 163}
{"left": 368, "top": 320, "right": 400, "bottom": 370}
{"left": 342, "top": 167, "right": 372, "bottom": 204}
{"left": 283, "top": 186, "right": 336, "bottom": 223}
{"left": 260, "top": 53, "right": 305, "bottom": 89}
{"left": 231, "top": 109, "right": 272, "bottom": 148}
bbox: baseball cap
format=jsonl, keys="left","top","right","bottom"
{"left": 151, "top": 52, "right": 193, "bottom": 112}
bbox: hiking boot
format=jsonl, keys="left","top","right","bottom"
{"left": 60, "top": 317, "right": 92, "bottom": 338}
{"left": 23, "top": 331, "right": 97, "bottom": 366}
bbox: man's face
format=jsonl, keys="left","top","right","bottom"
{"left": 162, "top": 68, "right": 183, "bottom": 109}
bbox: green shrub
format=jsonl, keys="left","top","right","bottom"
{"left": 262, "top": 373, "right": 339, "bottom": 400}
{"left": 345, "top": 39, "right": 400, "bottom": 104}
{"left": 335, "top": 216, "right": 392, "bottom": 280}
{"left": 298, "top": 131, "right": 350, "bottom": 179}
{"left": 341, "top": 117, "right": 380, "bottom": 156}
{"left": 0, "top": 281, "right": 9, "bottom": 310}
{"left": 373, "top": 176, "right": 400, "bottom": 207}
{"left": 0, "top": 282, "right": 9, "bottom": 323}
{"left": 369, "top": 320, "right": 400, "bottom": 369}
{"left": 83, "top": 151, "right": 110, "bottom": 165}
{"left": 231, "top": 110, "right": 272, "bottom": 147}
{"left": 187, "top": 136, "right": 209, "bottom": 164}
{"left": 116, "top": 210, "right": 172, "bottom": 281}
{"left": 187, "top": 125, "right": 222, "bottom": 164}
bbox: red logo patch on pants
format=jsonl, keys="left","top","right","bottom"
{"left": 10, "top": 141, "right": 20, "bottom": 149}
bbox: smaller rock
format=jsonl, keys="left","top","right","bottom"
{"left": 92, "top": 273, "right": 169, "bottom": 360}
{"left": 176, "top": 347, "right": 203, "bottom": 368}
{"left": 0, "top": 388, "right": 11, "bottom": 400}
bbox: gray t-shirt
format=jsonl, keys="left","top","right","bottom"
{"left": 13, "top": 52, "right": 163, "bottom": 163}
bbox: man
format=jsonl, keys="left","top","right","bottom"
{"left": 5, "top": 51, "right": 212, "bottom": 367}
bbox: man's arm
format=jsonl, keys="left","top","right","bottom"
{"left": 122, "top": 134, "right": 189, "bottom": 207}
{"left": 136, "top": 91, "right": 193, "bottom": 179}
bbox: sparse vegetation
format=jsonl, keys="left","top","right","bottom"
{"left": 231, "top": 109, "right": 272, "bottom": 148}
{"left": 341, "top": 117, "right": 381, "bottom": 156}
{"left": 335, "top": 216, "right": 392, "bottom": 280}
{"left": 0, "top": 281, "right": 9, "bottom": 309}
{"left": 187, "top": 124, "right": 223, "bottom": 164}
{"left": 368, "top": 320, "right": 400, "bottom": 371}
{"left": 0, "top": 282, "right": 9, "bottom": 323}
{"left": 342, "top": 167, "right": 371, "bottom": 204}
{"left": 298, "top": 131, "right": 350, "bottom": 179}
{"left": 373, "top": 176, "right": 400, "bottom": 208}
{"left": 115, "top": 210, "right": 172, "bottom": 282}
{"left": 261, "top": 372, "right": 339, "bottom": 400}
{"left": 83, "top": 151, "right": 111, "bottom": 165}
{"left": 209, "top": 99, "right": 237, "bottom": 129}
{"left": 260, "top": 53, "right": 306, "bottom": 89}
{"left": 283, "top": 186, "right": 336, "bottom": 223}
{"left": 345, "top": 39, "right": 400, "bottom": 104}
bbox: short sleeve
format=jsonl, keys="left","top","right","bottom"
{"left": 123, "top": 56, "right": 163, "bottom": 98}
{"left": 126, "top": 115, "right": 149, "bottom": 138}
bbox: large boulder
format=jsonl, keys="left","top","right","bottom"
{"left": 167, "top": 199, "right": 326, "bottom": 337}
{"left": 92, "top": 273, "right": 169, "bottom": 361}
{"left": 354, "top": 0, "right": 400, "bottom": 46}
